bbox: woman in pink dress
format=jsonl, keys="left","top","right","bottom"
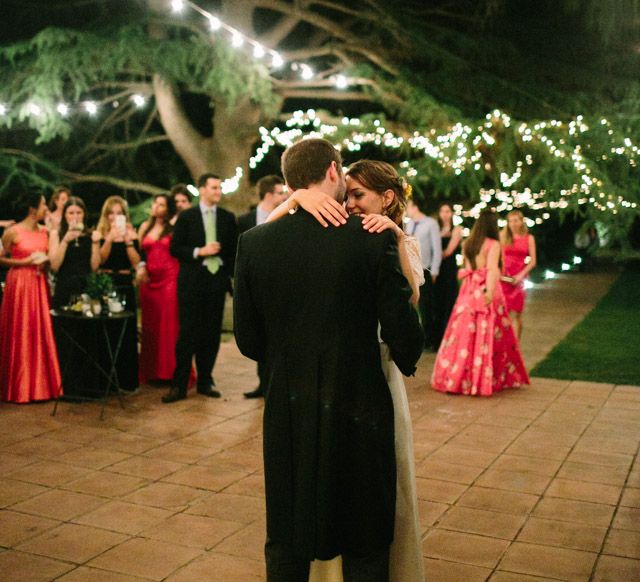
{"left": 432, "top": 209, "right": 529, "bottom": 396}
{"left": 500, "top": 210, "right": 537, "bottom": 339}
{"left": 0, "top": 192, "right": 61, "bottom": 403}
{"left": 136, "top": 194, "right": 181, "bottom": 384}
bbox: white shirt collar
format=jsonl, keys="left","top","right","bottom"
{"left": 200, "top": 202, "right": 217, "bottom": 214}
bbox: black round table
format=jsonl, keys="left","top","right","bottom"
{"left": 51, "top": 308, "right": 136, "bottom": 420}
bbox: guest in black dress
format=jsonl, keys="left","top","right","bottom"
{"left": 434, "top": 202, "right": 463, "bottom": 349}
{"left": 49, "top": 197, "right": 101, "bottom": 308}
{"left": 97, "top": 195, "right": 141, "bottom": 392}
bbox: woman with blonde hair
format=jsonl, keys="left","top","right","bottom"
{"left": 266, "top": 158, "right": 425, "bottom": 582}
{"left": 97, "top": 195, "right": 141, "bottom": 391}
{"left": 500, "top": 209, "right": 537, "bottom": 339}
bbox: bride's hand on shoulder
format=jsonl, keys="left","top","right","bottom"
{"left": 361, "top": 214, "right": 404, "bottom": 238}
{"left": 294, "top": 188, "right": 348, "bottom": 228}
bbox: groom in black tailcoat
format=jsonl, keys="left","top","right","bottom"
{"left": 163, "top": 173, "right": 238, "bottom": 403}
{"left": 234, "top": 139, "right": 423, "bottom": 581}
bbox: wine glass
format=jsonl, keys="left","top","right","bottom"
{"left": 71, "top": 221, "right": 84, "bottom": 247}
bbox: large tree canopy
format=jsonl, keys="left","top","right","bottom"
{"left": 1, "top": 0, "right": 639, "bottom": 244}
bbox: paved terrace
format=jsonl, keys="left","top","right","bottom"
{"left": 0, "top": 270, "right": 638, "bottom": 581}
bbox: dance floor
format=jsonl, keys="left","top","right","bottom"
{"left": 0, "top": 271, "right": 638, "bottom": 581}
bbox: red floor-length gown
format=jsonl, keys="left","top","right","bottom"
{"left": 0, "top": 225, "right": 61, "bottom": 402}
{"left": 501, "top": 234, "right": 531, "bottom": 313}
{"left": 431, "top": 239, "right": 529, "bottom": 396}
{"left": 139, "top": 234, "right": 182, "bottom": 383}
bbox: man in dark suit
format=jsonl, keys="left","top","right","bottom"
{"left": 234, "top": 139, "right": 423, "bottom": 581}
{"left": 162, "top": 173, "right": 238, "bottom": 403}
{"left": 237, "top": 174, "right": 287, "bottom": 399}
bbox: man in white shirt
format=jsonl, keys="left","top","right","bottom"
{"left": 405, "top": 199, "right": 442, "bottom": 350}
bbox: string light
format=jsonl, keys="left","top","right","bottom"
{"left": 56, "top": 103, "right": 69, "bottom": 116}
{"left": 171, "top": 0, "right": 184, "bottom": 13}
{"left": 131, "top": 94, "right": 146, "bottom": 108}
{"left": 544, "top": 270, "right": 556, "bottom": 280}
{"left": 335, "top": 75, "right": 348, "bottom": 89}
{"left": 27, "top": 103, "right": 42, "bottom": 116}
{"left": 84, "top": 101, "right": 98, "bottom": 116}
{"left": 573, "top": 256, "right": 583, "bottom": 265}
{"left": 253, "top": 44, "right": 265, "bottom": 59}
{"left": 208, "top": 15, "right": 221, "bottom": 31}
{"left": 231, "top": 32, "right": 244, "bottom": 48}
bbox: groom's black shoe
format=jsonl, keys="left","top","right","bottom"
{"left": 197, "top": 385, "right": 222, "bottom": 398}
{"left": 162, "top": 387, "right": 186, "bottom": 403}
{"left": 244, "top": 387, "right": 264, "bottom": 399}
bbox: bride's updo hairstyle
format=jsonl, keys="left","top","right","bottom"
{"left": 346, "top": 160, "right": 408, "bottom": 227}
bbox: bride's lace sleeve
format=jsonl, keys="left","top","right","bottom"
{"left": 404, "top": 235, "right": 425, "bottom": 287}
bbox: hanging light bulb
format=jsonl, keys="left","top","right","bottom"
{"left": 84, "top": 101, "right": 98, "bottom": 116}
{"left": 208, "top": 15, "right": 221, "bottom": 30}
{"left": 0, "top": 103, "right": 6, "bottom": 116}
{"left": 335, "top": 75, "right": 348, "bottom": 89}
{"left": 27, "top": 103, "right": 42, "bottom": 116}
{"left": 231, "top": 32, "right": 244, "bottom": 47}
{"left": 300, "top": 64, "right": 314, "bottom": 80}
{"left": 131, "top": 94, "right": 146, "bottom": 108}
{"left": 56, "top": 103, "right": 69, "bottom": 116}
{"left": 271, "top": 52, "right": 284, "bottom": 68}
{"left": 170, "top": 0, "right": 184, "bottom": 13}
{"left": 253, "top": 44, "right": 265, "bottom": 58}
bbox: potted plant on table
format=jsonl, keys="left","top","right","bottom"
{"left": 85, "top": 273, "right": 114, "bottom": 315}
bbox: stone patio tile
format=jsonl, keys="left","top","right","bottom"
{"left": 186, "top": 492, "right": 264, "bottom": 523}
{"left": 423, "top": 529, "right": 510, "bottom": 568}
{"left": 165, "top": 552, "right": 264, "bottom": 582}
{"left": 55, "top": 447, "right": 131, "bottom": 470}
{"left": 423, "top": 558, "right": 492, "bottom": 582}
{"left": 447, "top": 425, "right": 521, "bottom": 454}
{"left": 7, "top": 460, "right": 93, "bottom": 487}
{"left": 0, "top": 550, "right": 74, "bottom": 581}
{"left": 456, "top": 486, "right": 539, "bottom": 515}
{"left": 416, "top": 458, "right": 485, "bottom": 485}
{"left": 0, "top": 478, "right": 49, "bottom": 508}
{"left": 602, "top": 529, "right": 640, "bottom": 559}
{"left": 56, "top": 567, "right": 148, "bottom": 582}
{"left": 107, "top": 456, "right": 185, "bottom": 480}
{"left": 415, "top": 478, "right": 467, "bottom": 504}
{"left": 517, "top": 516, "right": 607, "bottom": 551}
{"left": 426, "top": 446, "right": 499, "bottom": 469}
{"left": 74, "top": 500, "right": 173, "bottom": 534}
{"left": 475, "top": 468, "right": 552, "bottom": 495}
{"left": 214, "top": 520, "right": 266, "bottom": 562}
{"left": 490, "top": 572, "right": 557, "bottom": 582}
{"left": 546, "top": 478, "right": 622, "bottom": 505}
{"left": 419, "top": 500, "right": 449, "bottom": 530}
{"left": 62, "top": 471, "right": 148, "bottom": 498}
{"left": 574, "top": 436, "right": 639, "bottom": 456}
{"left": 88, "top": 538, "right": 202, "bottom": 581}
{"left": 140, "top": 513, "right": 244, "bottom": 549}
{"left": 567, "top": 450, "right": 634, "bottom": 469}
{"left": 90, "top": 432, "right": 165, "bottom": 455}
{"left": 0, "top": 510, "right": 59, "bottom": 547}
{"left": 490, "top": 454, "right": 562, "bottom": 476}
{"left": 3, "top": 435, "right": 82, "bottom": 458}
{"left": 593, "top": 555, "right": 640, "bottom": 581}
{"left": 44, "top": 425, "right": 121, "bottom": 444}
{"left": 557, "top": 461, "right": 629, "bottom": 486}
{"left": 628, "top": 468, "right": 640, "bottom": 488}
{"left": 499, "top": 542, "right": 597, "bottom": 581}
{"left": 620, "top": 487, "right": 640, "bottom": 508}
{"left": 504, "top": 439, "right": 571, "bottom": 460}
{"left": 533, "top": 497, "right": 615, "bottom": 526}
{"left": 163, "top": 464, "right": 248, "bottom": 492}
{"left": 16, "top": 522, "right": 127, "bottom": 563}
{"left": 612, "top": 506, "right": 640, "bottom": 531}
{"left": 437, "top": 506, "right": 526, "bottom": 539}
{"left": 197, "top": 449, "right": 263, "bottom": 473}
{"left": 123, "top": 482, "right": 207, "bottom": 510}
{"left": 9, "top": 489, "right": 107, "bottom": 521}
{"left": 474, "top": 413, "right": 533, "bottom": 430}
{"left": 0, "top": 453, "right": 35, "bottom": 476}
{"left": 221, "top": 470, "right": 263, "bottom": 495}
{"left": 142, "top": 442, "right": 214, "bottom": 464}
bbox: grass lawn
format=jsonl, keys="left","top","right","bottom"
{"left": 531, "top": 265, "right": 640, "bottom": 385}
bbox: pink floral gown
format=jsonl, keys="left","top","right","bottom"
{"left": 431, "top": 239, "right": 529, "bottom": 396}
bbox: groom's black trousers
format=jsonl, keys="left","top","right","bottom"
{"left": 265, "top": 540, "right": 390, "bottom": 582}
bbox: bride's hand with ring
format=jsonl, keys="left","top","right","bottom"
{"left": 361, "top": 214, "right": 404, "bottom": 239}
{"left": 292, "top": 189, "right": 348, "bottom": 228}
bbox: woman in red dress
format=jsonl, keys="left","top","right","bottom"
{"left": 500, "top": 210, "right": 537, "bottom": 339}
{"left": 0, "top": 192, "right": 61, "bottom": 403}
{"left": 431, "top": 210, "right": 529, "bottom": 397}
{"left": 137, "top": 194, "right": 182, "bottom": 384}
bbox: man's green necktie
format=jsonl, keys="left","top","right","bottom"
{"left": 205, "top": 208, "right": 221, "bottom": 274}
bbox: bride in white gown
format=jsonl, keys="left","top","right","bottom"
{"left": 267, "top": 159, "right": 425, "bottom": 582}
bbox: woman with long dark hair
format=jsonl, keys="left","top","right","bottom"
{"left": 137, "top": 194, "right": 182, "bottom": 384}
{"left": 431, "top": 209, "right": 529, "bottom": 396}
{"left": 0, "top": 192, "right": 60, "bottom": 402}
{"left": 434, "top": 202, "right": 463, "bottom": 348}
{"left": 49, "top": 196, "right": 101, "bottom": 308}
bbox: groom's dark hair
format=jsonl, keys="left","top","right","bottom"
{"left": 281, "top": 138, "right": 342, "bottom": 191}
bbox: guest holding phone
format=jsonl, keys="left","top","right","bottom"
{"left": 97, "top": 195, "right": 140, "bottom": 392}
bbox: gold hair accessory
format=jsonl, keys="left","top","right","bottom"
{"left": 402, "top": 180, "right": 413, "bottom": 200}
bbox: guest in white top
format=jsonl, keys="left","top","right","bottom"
{"left": 405, "top": 199, "right": 442, "bottom": 350}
